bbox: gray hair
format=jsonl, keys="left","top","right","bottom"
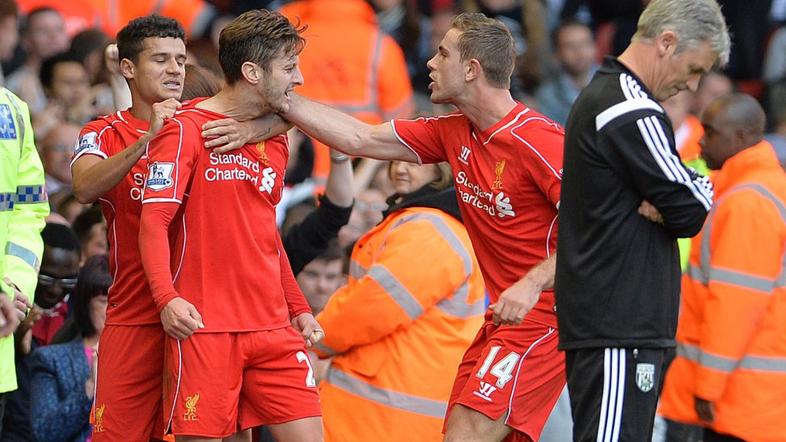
{"left": 633, "top": 0, "right": 730, "bottom": 66}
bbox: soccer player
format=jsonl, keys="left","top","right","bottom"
{"left": 139, "top": 10, "right": 322, "bottom": 441}
{"left": 70, "top": 16, "right": 288, "bottom": 440}
{"left": 282, "top": 12, "right": 564, "bottom": 442}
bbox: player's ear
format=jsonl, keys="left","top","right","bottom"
{"left": 241, "top": 62, "right": 261, "bottom": 85}
{"left": 120, "top": 58, "right": 135, "bottom": 81}
{"left": 466, "top": 58, "right": 482, "bottom": 82}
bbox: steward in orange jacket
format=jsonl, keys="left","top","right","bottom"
{"left": 660, "top": 95, "right": 786, "bottom": 442}
{"left": 280, "top": 0, "right": 414, "bottom": 184}
{"left": 312, "top": 168, "right": 484, "bottom": 442}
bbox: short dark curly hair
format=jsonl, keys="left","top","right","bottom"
{"left": 218, "top": 9, "right": 305, "bottom": 85}
{"left": 116, "top": 15, "right": 185, "bottom": 63}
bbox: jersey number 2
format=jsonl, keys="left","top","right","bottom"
{"left": 476, "top": 346, "right": 521, "bottom": 388}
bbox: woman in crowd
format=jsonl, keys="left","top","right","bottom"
{"left": 29, "top": 255, "right": 110, "bottom": 442}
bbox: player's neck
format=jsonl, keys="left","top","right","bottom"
{"left": 617, "top": 42, "right": 655, "bottom": 93}
{"left": 128, "top": 101, "right": 153, "bottom": 123}
{"left": 456, "top": 87, "right": 517, "bottom": 132}
{"left": 198, "top": 86, "right": 267, "bottom": 121}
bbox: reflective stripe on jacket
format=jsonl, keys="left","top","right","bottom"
{"left": 660, "top": 141, "right": 786, "bottom": 441}
{"left": 314, "top": 206, "right": 484, "bottom": 441}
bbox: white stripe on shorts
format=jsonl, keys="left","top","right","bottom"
{"left": 504, "top": 327, "right": 557, "bottom": 425}
{"left": 166, "top": 340, "right": 184, "bottom": 433}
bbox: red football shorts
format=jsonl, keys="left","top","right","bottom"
{"left": 92, "top": 324, "right": 166, "bottom": 441}
{"left": 445, "top": 320, "right": 565, "bottom": 442}
{"left": 164, "top": 326, "right": 321, "bottom": 438}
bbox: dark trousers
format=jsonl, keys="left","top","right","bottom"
{"left": 0, "top": 393, "right": 5, "bottom": 436}
{"left": 566, "top": 347, "right": 673, "bottom": 442}
{"left": 703, "top": 428, "right": 746, "bottom": 442}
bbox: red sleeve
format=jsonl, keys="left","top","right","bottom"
{"left": 390, "top": 116, "right": 449, "bottom": 164}
{"left": 139, "top": 118, "right": 198, "bottom": 311}
{"left": 139, "top": 203, "right": 180, "bottom": 311}
{"left": 276, "top": 234, "right": 312, "bottom": 318}
{"left": 71, "top": 120, "right": 112, "bottom": 165}
{"left": 513, "top": 120, "right": 564, "bottom": 208}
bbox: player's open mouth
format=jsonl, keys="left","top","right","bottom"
{"left": 163, "top": 80, "right": 181, "bottom": 89}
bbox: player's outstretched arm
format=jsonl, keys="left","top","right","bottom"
{"left": 282, "top": 93, "right": 418, "bottom": 162}
{"left": 201, "top": 113, "right": 293, "bottom": 153}
{"left": 72, "top": 99, "right": 181, "bottom": 203}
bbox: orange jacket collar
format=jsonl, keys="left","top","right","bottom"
{"left": 712, "top": 141, "right": 780, "bottom": 197}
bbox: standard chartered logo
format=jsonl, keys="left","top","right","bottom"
{"left": 259, "top": 167, "right": 277, "bottom": 194}
{"left": 455, "top": 171, "right": 516, "bottom": 219}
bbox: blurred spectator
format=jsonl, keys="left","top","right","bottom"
{"left": 691, "top": 70, "right": 733, "bottom": 117}
{"left": 39, "top": 52, "right": 93, "bottom": 128}
{"left": 41, "top": 123, "right": 79, "bottom": 194}
{"left": 16, "top": 0, "right": 108, "bottom": 36}
{"left": 280, "top": 0, "right": 415, "bottom": 187}
{"left": 659, "top": 94, "right": 786, "bottom": 442}
{"left": 5, "top": 7, "right": 69, "bottom": 113}
{"left": 535, "top": 19, "right": 597, "bottom": 125}
{"left": 337, "top": 188, "right": 386, "bottom": 249}
{"left": 663, "top": 91, "right": 709, "bottom": 272}
{"left": 560, "top": 0, "right": 645, "bottom": 56}
{"left": 68, "top": 28, "right": 114, "bottom": 116}
{"left": 48, "top": 191, "right": 87, "bottom": 225}
{"left": 763, "top": 24, "right": 786, "bottom": 129}
{"left": 312, "top": 161, "right": 485, "bottom": 441}
{"left": 368, "top": 0, "right": 422, "bottom": 71}
{"left": 0, "top": 0, "right": 19, "bottom": 84}
{"left": 765, "top": 110, "right": 786, "bottom": 169}
{"left": 30, "top": 223, "right": 79, "bottom": 347}
{"left": 92, "top": 0, "right": 216, "bottom": 39}
{"left": 2, "top": 223, "right": 76, "bottom": 441}
{"left": 716, "top": 0, "right": 771, "bottom": 85}
{"left": 282, "top": 147, "right": 354, "bottom": 275}
{"left": 71, "top": 205, "right": 106, "bottom": 264}
{"left": 29, "top": 254, "right": 110, "bottom": 442}
{"left": 664, "top": 91, "right": 709, "bottom": 175}
{"left": 463, "top": 0, "right": 550, "bottom": 94}
{"left": 295, "top": 240, "right": 345, "bottom": 316}
{"left": 412, "top": 5, "right": 455, "bottom": 108}
{"left": 68, "top": 28, "right": 109, "bottom": 85}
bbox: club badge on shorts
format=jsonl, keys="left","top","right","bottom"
{"left": 635, "top": 363, "right": 655, "bottom": 392}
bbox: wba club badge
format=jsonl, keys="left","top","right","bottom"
{"left": 636, "top": 363, "right": 655, "bottom": 392}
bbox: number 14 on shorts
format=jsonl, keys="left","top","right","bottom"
{"left": 475, "top": 345, "right": 521, "bottom": 398}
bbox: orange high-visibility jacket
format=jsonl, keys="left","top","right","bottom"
{"left": 313, "top": 205, "right": 485, "bottom": 442}
{"left": 659, "top": 141, "right": 786, "bottom": 441}
{"left": 87, "top": 0, "right": 214, "bottom": 38}
{"left": 280, "top": 0, "right": 414, "bottom": 183}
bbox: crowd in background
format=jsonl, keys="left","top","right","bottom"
{"left": 1, "top": 0, "right": 786, "bottom": 440}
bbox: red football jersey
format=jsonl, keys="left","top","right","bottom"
{"left": 140, "top": 105, "right": 308, "bottom": 332}
{"left": 392, "top": 103, "right": 563, "bottom": 327}
{"left": 71, "top": 110, "right": 159, "bottom": 325}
